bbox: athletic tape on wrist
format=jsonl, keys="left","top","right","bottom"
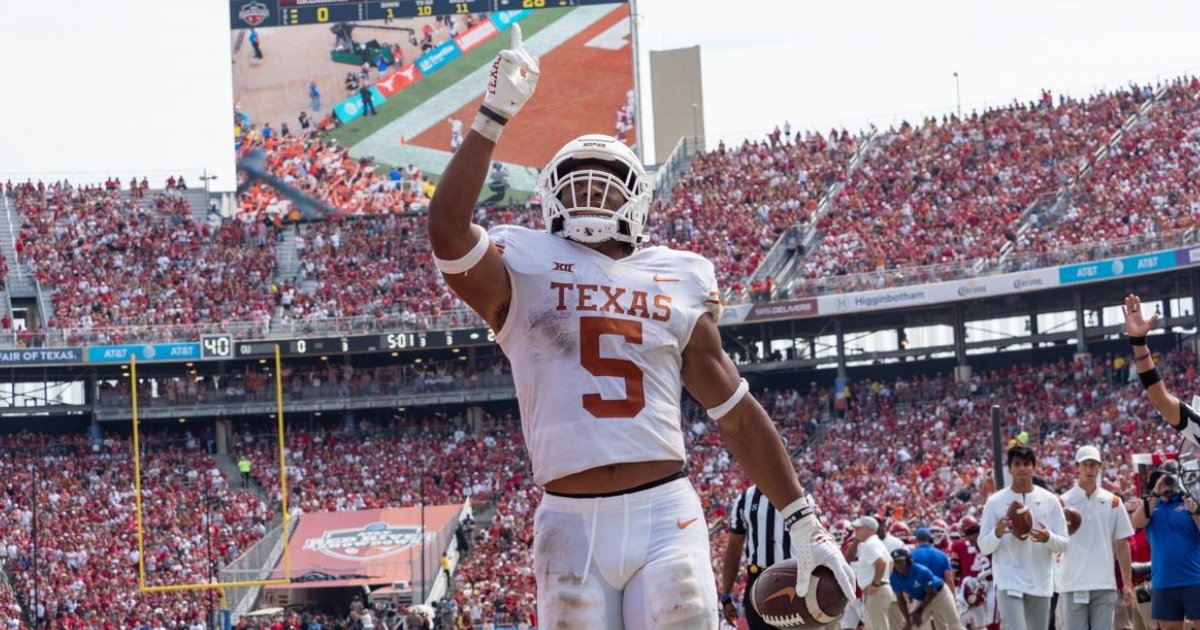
{"left": 471, "top": 107, "right": 507, "bottom": 143}
{"left": 1128, "top": 335, "right": 1147, "bottom": 347}
{"left": 707, "top": 378, "right": 748, "bottom": 420}
{"left": 1139, "top": 367, "right": 1162, "bottom": 390}
{"left": 434, "top": 227, "right": 491, "bottom": 275}
{"left": 782, "top": 497, "right": 814, "bottom": 530}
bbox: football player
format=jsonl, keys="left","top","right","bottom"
{"left": 951, "top": 517, "right": 998, "bottom": 630}
{"left": 426, "top": 25, "right": 854, "bottom": 630}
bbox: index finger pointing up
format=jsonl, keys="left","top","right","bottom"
{"left": 511, "top": 23, "right": 523, "bottom": 50}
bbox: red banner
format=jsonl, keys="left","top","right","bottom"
{"left": 375, "top": 64, "right": 421, "bottom": 98}
{"left": 267, "top": 505, "right": 462, "bottom": 588}
{"left": 454, "top": 19, "right": 500, "bottom": 54}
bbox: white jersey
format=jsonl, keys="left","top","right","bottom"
{"left": 489, "top": 226, "right": 721, "bottom": 486}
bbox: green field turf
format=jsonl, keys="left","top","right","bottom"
{"left": 328, "top": 9, "right": 565, "bottom": 147}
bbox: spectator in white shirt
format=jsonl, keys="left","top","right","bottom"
{"left": 1059, "top": 445, "right": 1134, "bottom": 630}
{"left": 978, "top": 445, "right": 1068, "bottom": 630}
{"left": 853, "top": 515, "right": 896, "bottom": 630}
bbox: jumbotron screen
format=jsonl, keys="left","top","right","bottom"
{"left": 230, "top": 0, "right": 636, "bottom": 195}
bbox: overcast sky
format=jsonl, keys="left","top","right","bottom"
{"left": 1, "top": 0, "right": 1197, "bottom": 191}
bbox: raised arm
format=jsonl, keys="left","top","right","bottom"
{"left": 1123, "top": 294, "right": 1200, "bottom": 447}
{"left": 427, "top": 25, "right": 539, "bottom": 331}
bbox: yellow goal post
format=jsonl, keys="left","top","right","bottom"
{"left": 129, "top": 345, "right": 292, "bottom": 594}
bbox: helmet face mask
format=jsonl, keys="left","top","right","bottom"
{"left": 537, "top": 135, "right": 650, "bottom": 246}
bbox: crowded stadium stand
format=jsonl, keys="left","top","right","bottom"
{"left": 2, "top": 75, "right": 1200, "bottom": 630}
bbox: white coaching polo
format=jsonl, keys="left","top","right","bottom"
{"left": 854, "top": 535, "right": 892, "bottom": 589}
{"left": 1058, "top": 484, "right": 1134, "bottom": 592}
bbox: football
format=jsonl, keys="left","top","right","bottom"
{"left": 751, "top": 561, "right": 848, "bottom": 629}
{"left": 1064, "top": 507, "right": 1082, "bottom": 535}
{"left": 1008, "top": 500, "right": 1034, "bottom": 540}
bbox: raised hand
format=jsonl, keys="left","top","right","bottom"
{"left": 1122, "top": 294, "right": 1159, "bottom": 338}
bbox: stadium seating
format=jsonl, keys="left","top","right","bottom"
{"left": 799, "top": 86, "right": 1149, "bottom": 290}
{"left": 1014, "top": 77, "right": 1200, "bottom": 260}
{"left": 14, "top": 185, "right": 277, "bottom": 342}
{"left": 0, "top": 347, "right": 1193, "bottom": 627}
{"left": 0, "top": 434, "right": 263, "bottom": 630}
{"left": 651, "top": 130, "right": 861, "bottom": 297}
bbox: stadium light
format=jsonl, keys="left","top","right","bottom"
{"left": 954, "top": 72, "right": 962, "bottom": 118}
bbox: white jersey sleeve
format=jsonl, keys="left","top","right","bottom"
{"left": 486, "top": 225, "right": 720, "bottom": 486}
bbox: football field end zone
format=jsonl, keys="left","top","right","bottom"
{"left": 129, "top": 347, "right": 293, "bottom": 596}
{"left": 327, "top": 9, "right": 564, "bottom": 147}
{"left": 341, "top": 5, "right": 618, "bottom": 171}
{"left": 371, "top": 143, "right": 542, "bottom": 192}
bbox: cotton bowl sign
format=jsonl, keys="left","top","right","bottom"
{"left": 303, "top": 521, "right": 426, "bottom": 562}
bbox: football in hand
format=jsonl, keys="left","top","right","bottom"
{"left": 1008, "top": 500, "right": 1034, "bottom": 540}
{"left": 751, "top": 560, "right": 848, "bottom": 629}
{"left": 1064, "top": 507, "right": 1082, "bottom": 535}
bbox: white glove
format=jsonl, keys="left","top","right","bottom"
{"left": 473, "top": 23, "right": 540, "bottom": 142}
{"left": 785, "top": 499, "right": 857, "bottom": 604}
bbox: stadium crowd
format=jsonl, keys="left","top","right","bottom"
{"left": 2, "top": 79, "right": 1196, "bottom": 337}
{"left": 650, "top": 129, "right": 861, "bottom": 298}
{"left": 0, "top": 344, "right": 1195, "bottom": 628}
{"left": 13, "top": 184, "right": 278, "bottom": 340}
{"left": 800, "top": 85, "right": 1151, "bottom": 288}
{"left": 1016, "top": 76, "right": 1200, "bottom": 260}
{"left": 0, "top": 433, "right": 269, "bottom": 630}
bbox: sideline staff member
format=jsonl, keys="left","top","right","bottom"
{"left": 1129, "top": 462, "right": 1200, "bottom": 628}
{"left": 1121, "top": 294, "right": 1200, "bottom": 447}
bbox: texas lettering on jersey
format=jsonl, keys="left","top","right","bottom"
{"left": 489, "top": 225, "right": 719, "bottom": 486}
{"left": 550, "top": 281, "right": 672, "bottom": 322}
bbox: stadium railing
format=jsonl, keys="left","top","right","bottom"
{"left": 777, "top": 227, "right": 1197, "bottom": 300}
{"left": 95, "top": 370, "right": 515, "bottom": 409}
{"left": 652, "top": 136, "right": 702, "bottom": 203}
{"left": 220, "top": 516, "right": 299, "bottom": 620}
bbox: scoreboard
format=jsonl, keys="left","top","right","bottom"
{"left": 232, "top": 0, "right": 625, "bottom": 28}
{"left": 231, "top": 327, "right": 498, "bottom": 358}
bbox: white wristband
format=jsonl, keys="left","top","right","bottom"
{"left": 782, "top": 496, "right": 816, "bottom": 529}
{"left": 434, "top": 227, "right": 491, "bottom": 275}
{"left": 707, "top": 378, "right": 749, "bottom": 420}
{"left": 471, "top": 110, "right": 505, "bottom": 143}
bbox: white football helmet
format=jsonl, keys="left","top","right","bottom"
{"left": 536, "top": 134, "right": 651, "bottom": 245}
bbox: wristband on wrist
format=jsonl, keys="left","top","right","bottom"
{"left": 471, "top": 106, "right": 508, "bottom": 143}
{"left": 781, "top": 497, "right": 814, "bottom": 529}
{"left": 1138, "top": 367, "right": 1162, "bottom": 390}
{"left": 1133, "top": 351, "right": 1151, "bottom": 362}
{"left": 1128, "top": 335, "right": 1147, "bottom": 347}
{"left": 720, "top": 593, "right": 733, "bottom": 605}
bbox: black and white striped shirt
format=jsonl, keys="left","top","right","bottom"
{"left": 729, "top": 484, "right": 792, "bottom": 571}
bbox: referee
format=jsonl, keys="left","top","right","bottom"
{"left": 1122, "top": 294, "right": 1200, "bottom": 447}
{"left": 724, "top": 484, "right": 836, "bottom": 629}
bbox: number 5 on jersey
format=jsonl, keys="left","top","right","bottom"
{"left": 580, "top": 317, "right": 646, "bottom": 418}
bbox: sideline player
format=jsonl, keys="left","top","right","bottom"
{"left": 951, "top": 516, "right": 998, "bottom": 630}
{"left": 426, "top": 25, "right": 854, "bottom": 630}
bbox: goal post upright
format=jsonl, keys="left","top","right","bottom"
{"left": 130, "top": 344, "right": 293, "bottom": 595}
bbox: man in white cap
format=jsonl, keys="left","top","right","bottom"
{"left": 853, "top": 515, "right": 896, "bottom": 630}
{"left": 1059, "top": 445, "right": 1135, "bottom": 630}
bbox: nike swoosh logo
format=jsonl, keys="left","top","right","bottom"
{"left": 677, "top": 517, "right": 698, "bottom": 529}
{"left": 654, "top": 274, "right": 680, "bottom": 282}
{"left": 762, "top": 586, "right": 798, "bottom": 604}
